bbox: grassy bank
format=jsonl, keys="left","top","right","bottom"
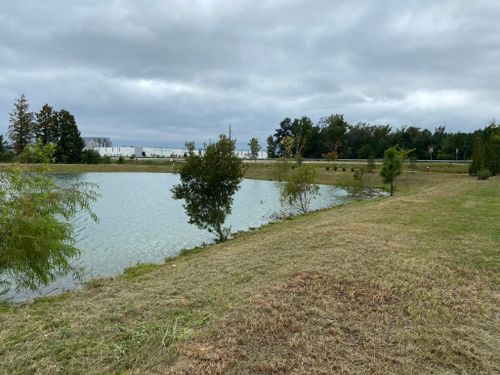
{"left": 0, "top": 173, "right": 498, "bottom": 374}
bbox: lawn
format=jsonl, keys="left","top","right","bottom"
{"left": 0, "top": 172, "right": 498, "bottom": 374}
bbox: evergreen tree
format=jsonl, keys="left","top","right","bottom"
{"left": 55, "top": 110, "right": 84, "bottom": 163}
{"left": 34, "top": 104, "right": 59, "bottom": 145}
{"left": 380, "top": 147, "right": 403, "bottom": 196}
{"left": 266, "top": 135, "right": 277, "bottom": 158}
{"left": 8, "top": 94, "right": 33, "bottom": 154}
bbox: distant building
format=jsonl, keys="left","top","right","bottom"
{"left": 83, "top": 137, "right": 112, "bottom": 148}
{"left": 92, "top": 146, "right": 267, "bottom": 159}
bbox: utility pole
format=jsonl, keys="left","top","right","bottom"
{"left": 229, "top": 124, "right": 232, "bottom": 140}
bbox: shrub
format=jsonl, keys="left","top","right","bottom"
{"left": 81, "top": 149, "right": 101, "bottom": 164}
{"left": 477, "top": 168, "right": 491, "bottom": 180}
{"left": 17, "top": 140, "right": 56, "bottom": 164}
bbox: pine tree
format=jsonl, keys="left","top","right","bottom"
{"left": 8, "top": 94, "right": 34, "bottom": 154}
{"left": 34, "top": 104, "right": 59, "bottom": 145}
{"left": 380, "top": 147, "right": 403, "bottom": 196}
{"left": 55, "top": 110, "right": 84, "bottom": 163}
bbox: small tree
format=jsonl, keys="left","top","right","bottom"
{"left": 281, "top": 164, "right": 319, "bottom": 213}
{"left": 8, "top": 94, "right": 34, "bottom": 154}
{"left": 0, "top": 168, "right": 99, "bottom": 293}
{"left": 322, "top": 150, "right": 338, "bottom": 164}
{"left": 274, "top": 157, "right": 291, "bottom": 181}
{"left": 248, "top": 137, "right": 261, "bottom": 161}
{"left": 18, "top": 140, "right": 56, "bottom": 164}
{"left": 380, "top": 147, "right": 403, "bottom": 196}
{"left": 366, "top": 153, "right": 376, "bottom": 173}
{"left": 172, "top": 135, "right": 244, "bottom": 242}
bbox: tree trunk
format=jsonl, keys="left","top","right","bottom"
{"left": 390, "top": 180, "right": 394, "bottom": 196}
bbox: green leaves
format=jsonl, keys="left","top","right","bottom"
{"left": 172, "top": 135, "right": 244, "bottom": 242}
{"left": 0, "top": 168, "right": 99, "bottom": 293}
{"left": 280, "top": 165, "right": 319, "bottom": 213}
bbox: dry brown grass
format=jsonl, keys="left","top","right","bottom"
{"left": 0, "top": 173, "right": 498, "bottom": 374}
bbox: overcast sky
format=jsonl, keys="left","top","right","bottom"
{"left": 1, "top": 0, "right": 499, "bottom": 147}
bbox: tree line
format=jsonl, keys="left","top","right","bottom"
{"left": 1, "top": 94, "right": 87, "bottom": 163}
{"left": 266, "top": 114, "right": 498, "bottom": 163}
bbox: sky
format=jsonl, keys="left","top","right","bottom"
{"left": 1, "top": 0, "right": 499, "bottom": 148}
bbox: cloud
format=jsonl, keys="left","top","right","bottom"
{"left": 1, "top": 0, "right": 499, "bottom": 147}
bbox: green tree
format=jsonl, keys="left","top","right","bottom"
{"left": 470, "top": 121, "right": 500, "bottom": 176}
{"left": 81, "top": 149, "right": 102, "bottom": 164}
{"left": 281, "top": 164, "right": 319, "bottom": 213}
{"left": 0, "top": 168, "right": 99, "bottom": 293}
{"left": 18, "top": 140, "right": 56, "bottom": 164}
{"left": 380, "top": 147, "right": 403, "bottom": 196}
{"left": 0, "top": 136, "right": 14, "bottom": 162}
{"left": 8, "top": 94, "right": 34, "bottom": 154}
{"left": 34, "top": 104, "right": 59, "bottom": 145}
{"left": 172, "top": 135, "right": 244, "bottom": 242}
{"left": 266, "top": 135, "right": 277, "bottom": 158}
{"left": 248, "top": 137, "right": 261, "bottom": 161}
{"left": 366, "top": 152, "right": 376, "bottom": 172}
{"left": 55, "top": 110, "right": 85, "bottom": 163}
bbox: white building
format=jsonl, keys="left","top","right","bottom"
{"left": 91, "top": 146, "right": 267, "bottom": 159}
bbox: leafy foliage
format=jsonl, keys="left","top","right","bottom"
{"left": 380, "top": 147, "right": 403, "bottom": 196}
{"left": 280, "top": 165, "right": 319, "bottom": 213}
{"left": 469, "top": 121, "right": 500, "bottom": 176}
{"left": 266, "top": 114, "right": 487, "bottom": 161}
{"left": 0, "top": 168, "right": 99, "bottom": 293}
{"left": 81, "top": 149, "right": 102, "bottom": 164}
{"left": 477, "top": 168, "right": 491, "bottom": 180}
{"left": 18, "top": 140, "right": 56, "bottom": 164}
{"left": 172, "top": 135, "right": 244, "bottom": 242}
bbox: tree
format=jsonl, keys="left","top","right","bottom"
{"left": 248, "top": 137, "right": 261, "bottom": 161}
{"left": 55, "top": 110, "right": 85, "bottom": 163}
{"left": 18, "top": 140, "right": 56, "bottom": 164}
{"left": 266, "top": 135, "right": 277, "bottom": 158}
{"left": 380, "top": 147, "right": 403, "bottom": 196}
{"left": 281, "top": 164, "right": 319, "bottom": 213}
{"left": 81, "top": 149, "right": 102, "bottom": 164}
{"left": 469, "top": 121, "right": 500, "bottom": 176}
{"left": 172, "top": 135, "right": 244, "bottom": 242}
{"left": 8, "top": 94, "right": 34, "bottom": 154}
{"left": 366, "top": 153, "right": 376, "bottom": 172}
{"left": 0, "top": 136, "right": 14, "bottom": 162}
{"left": 33, "top": 104, "right": 59, "bottom": 145}
{"left": 0, "top": 168, "right": 99, "bottom": 293}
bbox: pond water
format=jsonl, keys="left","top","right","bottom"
{"left": 7, "top": 173, "right": 352, "bottom": 301}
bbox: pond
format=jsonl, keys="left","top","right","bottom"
{"left": 7, "top": 173, "right": 352, "bottom": 301}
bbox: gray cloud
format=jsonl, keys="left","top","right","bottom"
{"left": 1, "top": 0, "right": 499, "bottom": 147}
